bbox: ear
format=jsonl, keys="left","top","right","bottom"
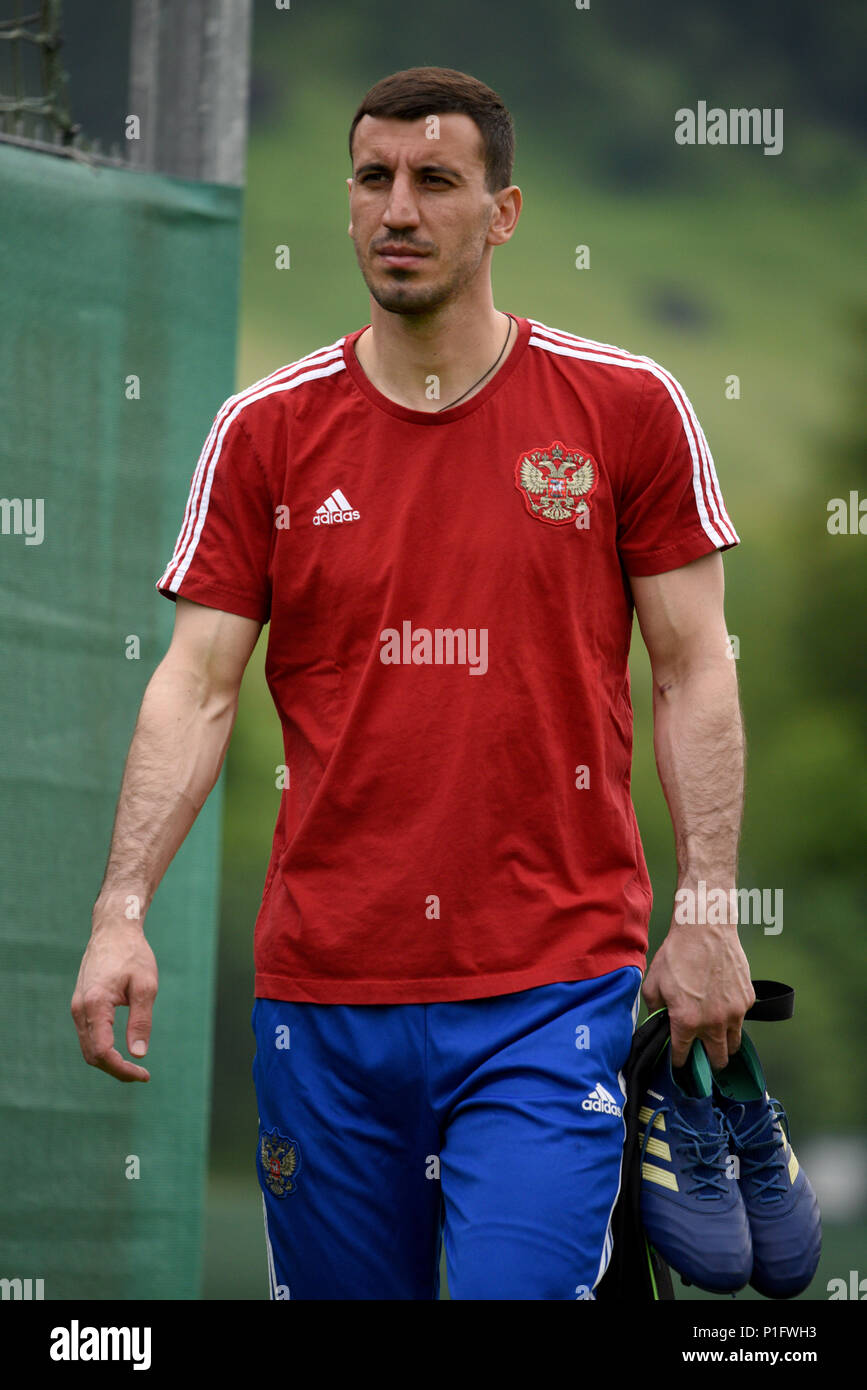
{"left": 346, "top": 177, "right": 353, "bottom": 236}
{"left": 487, "top": 185, "right": 522, "bottom": 247}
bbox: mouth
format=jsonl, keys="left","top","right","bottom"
{"left": 374, "top": 245, "right": 430, "bottom": 269}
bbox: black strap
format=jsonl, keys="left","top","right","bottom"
{"left": 744, "top": 979, "right": 795, "bottom": 1022}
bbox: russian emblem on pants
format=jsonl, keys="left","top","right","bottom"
{"left": 260, "top": 1128, "right": 301, "bottom": 1197}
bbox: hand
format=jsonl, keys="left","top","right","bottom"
{"left": 71, "top": 921, "right": 158, "bottom": 1082}
{"left": 642, "top": 916, "right": 755, "bottom": 1070}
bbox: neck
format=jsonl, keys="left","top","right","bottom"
{"left": 353, "top": 291, "right": 515, "bottom": 413}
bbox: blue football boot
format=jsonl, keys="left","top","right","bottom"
{"left": 712, "top": 1031, "right": 822, "bottom": 1298}
{"left": 639, "top": 1037, "right": 753, "bottom": 1293}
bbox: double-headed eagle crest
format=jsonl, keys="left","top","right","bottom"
{"left": 260, "top": 1129, "right": 301, "bottom": 1197}
{"left": 515, "top": 440, "right": 599, "bottom": 525}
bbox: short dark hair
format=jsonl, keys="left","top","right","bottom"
{"left": 348, "top": 66, "right": 515, "bottom": 192}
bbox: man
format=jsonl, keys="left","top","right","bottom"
{"left": 72, "top": 66, "right": 754, "bottom": 1300}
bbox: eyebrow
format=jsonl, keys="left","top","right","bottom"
{"left": 353, "top": 160, "right": 466, "bottom": 181}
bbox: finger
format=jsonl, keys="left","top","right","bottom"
{"left": 72, "top": 989, "right": 109, "bottom": 1068}
{"left": 726, "top": 1024, "right": 743, "bottom": 1059}
{"left": 701, "top": 1028, "right": 729, "bottom": 1072}
{"left": 83, "top": 991, "right": 118, "bottom": 1068}
{"left": 94, "top": 1047, "right": 151, "bottom": 1084}
{"left": 71, "top": 994, "right": 96, "bottom": 1065}
{"left": 668, "top": 1018, "right": 695, "bottom": 1069}
{"left": 126, "top": 984, "right": 156, "bottom": 1060}
{"left": 641, "top": 976, "right": 662, "bottom": 1015}
{"left": 83, "top": 995, "right": 148, "bottom": 1082}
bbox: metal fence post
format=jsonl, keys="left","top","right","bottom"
{"left": 128, "top": 0, "right": 252, "bottom": 184}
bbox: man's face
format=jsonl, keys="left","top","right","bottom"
{"left": 347, "top": 112, "right": 504, "bottom": 315}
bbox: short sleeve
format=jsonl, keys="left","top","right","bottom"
{"left": 617, "top": 366, "right": 739, "bottom": 577}
{"left": 155, "top": 405, "right": 273, "bottom": 623}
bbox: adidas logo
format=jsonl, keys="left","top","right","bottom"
{"left": 313, "top": 488, "right": 360, "bottom": 526}
{"left": 582, "top": 1083, "right": 623, "bottom": 1117}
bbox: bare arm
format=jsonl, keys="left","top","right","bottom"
{"left": 71, "top": 597, "right": 263, "bottom": 1082}
{"left": 630, "top": 551, "right": 754, "bottom": 1068}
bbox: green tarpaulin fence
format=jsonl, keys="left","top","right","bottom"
{"left": 0, "top": 141, "right": 243, "bottom": 1299}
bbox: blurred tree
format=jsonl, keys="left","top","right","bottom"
{"left": 251, "top": 0, "right": 866, "bottom": 192}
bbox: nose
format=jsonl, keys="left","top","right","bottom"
{"left": 382, "top": 171, "right": 421, "bottom": 231}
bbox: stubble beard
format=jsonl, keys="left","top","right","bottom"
{"left": 354, "top": 229, "right": 489, "bottom": 318}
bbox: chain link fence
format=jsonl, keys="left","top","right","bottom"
{"left": 0, "top": 0, "right": 127, "bottom": 166}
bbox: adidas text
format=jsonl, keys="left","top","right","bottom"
{"left": 582, "top": 1084, "right": 622, "bottom": 1117}
{"left": 313, "top": 508, "right": 359, "bottom": 525}
{"left": 314, "top": 488, "right": 359, "bottom": 525}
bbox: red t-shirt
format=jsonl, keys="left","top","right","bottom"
{"left": 156, "top": 315, "right": 739, "bottom": 1003}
